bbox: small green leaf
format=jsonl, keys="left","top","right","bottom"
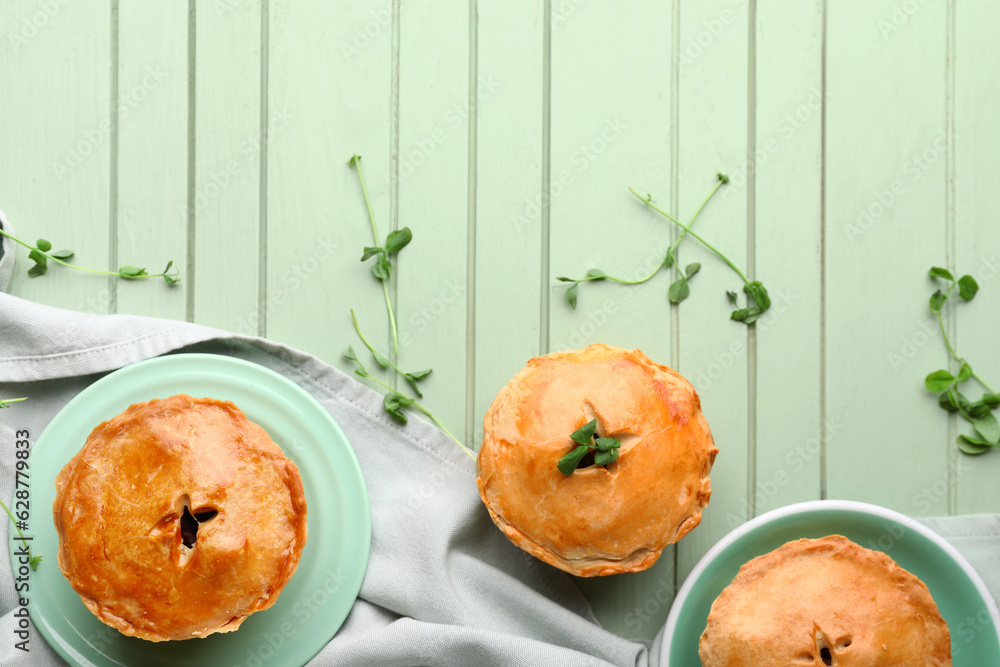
{"left": 594, "top": 437, "right": 620, "bottom": 451}
{"left": 555, "top": 276, "right": 576, "bottom": 282}
{"left": 717, "top": 172, "right": 730, "bottom": 184}
{"left": 371, "top": 347, "right": 391, "bottom": 369}
{"left": 404, "top": 377, "right": 424, "bottom": 398}
{"left": 594, "top": 448, "right": 618, "bottom": 466}
{"left": 27, "top": 249, "right": 47, "bottom": 266}
{"left": 730, "top": 308, "right": 749, "bottom": 322}
{"left": 566, "top": 282, "right": 579, "bottom": 309}
{"left": 983, "top": 393, "right": 1000, "bottom": 408}
{"left": 348, "top": 154, "right": 361, "bottom": 166}
{"left": 361, "top": 246, "right": 383, "bottom": 261}
{"left": 968, "top": 402, "right": 992, "bottom": 419}
{"left": 407, "top": 368, "right": 433, "bottom": 381}
{"left": 383, "top": 392, "right": 415, "bottom": 423}
{"left": 118, "top": 265, "right": 148, "bottom": 278}
{"left": 972, "top": 413, "right": 1000, "bottom": 444}
{"left": 668, "top": 277, "right": 690, "bottom": 304}
{"left": 925, "top": 370, "right": 956, "bottom": 392}
{"left": 742, "top": 307, "right": 763, "bottom": 325}
{"left": 929, "top": 290, "right": 947, "bottom": 313}
{"left": 343, "top": 346, "right": 359, "bottom": 362}
{"left": 939, "top": 391, "right": 959, "bottom": 413}
{"left": 928, "top": 267, "right": 954, "bottom": 281}
{"left": 343, "top": 346, "right": 371, "bottom": 377}
{"left": 385, "top": 227, "right": 413, "bottom": 254}
{"left": 684, "top": 263, "right": 701, "bottom": 278}
{"left": 726, "top": 291, "right": 739, "bottom": 305}
{"left": 35, "top": 238, "right": 52, "bottom": 252}
{"left": 949, "top": 387, "right": 973, "bottom": 412}
{"left": 958, "top": 363, "right": 973, "bottom": 382}
{"left": 958, "top": 275, "right": 979, "bottom": 301}
{"left": 50, "top": 249, "right": 74, "bottom": 260}
{"left": 29, "top": 555, "right": 42, "bottom": 570}
{"left": 664, "top": 247, "right": 676, "bottom": 269}
{"left": 571, "top": 419, "right": 598, "bottom": 446}
{"left": 744, "top": 281, "right": 771, "bottom": 311}
{"left": 27, "top": 262, "right": 47, "bottom": 277}
{"left": 586, "top": 268, "right": 608, "bottom": 280}
{"left": 958, "top": 434, "right": 992, "bottom": 456}
{"left": 371, "top": 255, "right": 391, "bottom": 281}
{"left": 558, "top": 445, "right": 590, "bottom": 475}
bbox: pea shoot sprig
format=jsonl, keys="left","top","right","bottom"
{"left": 350, "top": 309, "right": 432, "bottom": 397}
{"left": 556, "top": 174, "right": 727, "bottom": 309}
{"left": 922, "top": 267, "right": 1000, "bottom": 455}
{"left": 1, "top": 397, "right": 27, "bottom": 409}
{"left": 629, "top": 177, "right": 770, "bottom": 325}
{"left": 348, "top": 154, "right": 411, "bottom": 353}
{"left": 0, "top": 229, "right": 178, "bottom": 284}
{"left": 343, "top": 336, "right": 474, "bottom": 460}
{"left": 0, "top": 499, "right": 42, "bottom": 569}
{"left": 557, "top": 418, "right": 621, "bottom": 475}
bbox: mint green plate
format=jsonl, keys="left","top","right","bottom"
{"left": 20, "top": 353, "right": 371, "bottom": 667}
{"left": 661, "top": 500, "right": 1000, "bottom": 666}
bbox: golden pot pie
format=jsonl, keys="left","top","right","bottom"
{"left": 53, "top": 394, "right": 308, "bottom": 641}
{"left": 699, "top": 535, "right": 952, "bottom": 666}
{"left": 477, "top": 343, "right": 717, "bottom": 577}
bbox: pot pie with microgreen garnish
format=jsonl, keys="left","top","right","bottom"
{"left": 53, "top": 394, "right": 308, "bottom": 642}
{"left": 476, "top": 343, "right": 717, "bottom": 577}
{"left": 699, "top": 535, "right": 952, "bottom": 666}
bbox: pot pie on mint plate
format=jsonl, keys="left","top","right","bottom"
{"left": 20, "top": 353, "right": 371, "bottom": 667}
{"left": 660, "top": 500, "right": 1000, "bottom": 666}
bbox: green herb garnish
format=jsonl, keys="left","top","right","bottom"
{"left": 350, "top": 309, "right": 432, "bottom": 398}
{"left": 923, "top": 266, "right": 998, "bottom": 455}
{"left": 629, "top": 175, "right": 770, "bottom": 325}
{"left": 343, "top": 342, "right": 474, "bottom": 460}
{"left": 348, "top": 154, "right": 411, "bottom": 354}
{"left": 0, "top": 229, "right": 178, "bottom": 284}
{"left": 0, "top": 397, "right": 27, "bottom": 409}
{"left": 557, "top": 418, "right": 621, "bottom": 475}
{"left": 0, "top": 498, "right": 40, "bottom": 569}
{"left": 557, "top": 174, "right": 727, "bottom": 309}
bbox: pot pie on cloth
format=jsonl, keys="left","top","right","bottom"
{"left": 53, "top": 394, "right": 308, "bottom": 642}
{"left": 476, "top": 343, "right": 717, "bottom": 577}
{"left": 699, "top": 535, "right": 952, "bottom": 666}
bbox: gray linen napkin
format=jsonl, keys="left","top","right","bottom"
{"left": 1, "top": 211, "right": 999, "bottom": 667}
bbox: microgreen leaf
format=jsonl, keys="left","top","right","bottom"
{"left": 0, "top": 397, "right": 27, "bottom": 409}
{"left": 161, "top": 260, "right": 179, "bottom": 285}
{"left": 50, "top": 249, "right": 74, "bottom": 260}
{"left": 984, "top": 393, "right": 1000, "bottom": 408}
{"left": 958, "top": 275, "right": 979, "bottom": 301}
{"left": 594, "top": 449, "right": 618, "bottom": 466}
{"left": 118, "top": 266, "right": 148, "bottom": 278}
{"left": 929, "top": 290, "right": 947, "bottom": 313}
{"left": 385, "top": 227, "right": 413, "bottom": 254}
{"left": 972, "top": 413, "right": 1000, "bottom": 444}
{"left": 571, "top": 419, "right": 598, "bottom": 446}
{"left": 925, "top": 370, "right": 956, "bottom": 392}
{"left": 348, "top": 154, "right": 361, "bottom": 167}
{"left": 730, "top": 308, "right": 749, "bottom": 322}
{"left": 668, "top": 277, "right": 690, "bottom": 304}
{"left": 35, "top": 238, "right": 52, "bottom": 252}
{"left": 558, "top": 445, "right": 590, "bottom": 475}
{"left": 949, "top": 387, "right": 973, "bottom": 412}
{"left": 371, "top": 255, "right": 391, "bottom": 281}
{"left": 555, "top": 276, "right": 575, "bottom": 282}
{"left": 939, "top": 391, "right": 959, "bottom": 413}
{"left": 958, "top": 362, "right": 973, "bottom": 383}
{"left": 361, "top": 246, "right": 383, "bottom": 261}
{"left": 342, "top": 346, "right": 371, "bottom": 378}
{"left": 726, "top": 291, "right": 738, "bottom": 304}
{"left": 27, "top": 260, "right": 47, "bottom": 277}
{"left": 566, "top": 282, "right": 579, "bottom": 309}
{"left": 383, "top": 392, "right": 414, "bottom": 423}
{"left": 586, "top": 268, "right": 608, "bottom": 280}
{"left": 717, "top": 172, "right": 730, "bottom": 184}
{"left": 371, "top": 347, "right": 391, "bottom": 369}
{"left": 928, "top": 267, "right": 954, "bottom": 281}
{"left": 594, "top": 437, "right": 621, "bottom": 451}
{"left": 664, "top": 247, "right": 676, "bottom": 269}
{"left": 958, "top": 435, "right": 992, "bottom": 456}
{"left": 685, "top": 263, "right": 701, "bottom": 278}
{"left": 968, "top": 402, "right": 992, "bottom": 419}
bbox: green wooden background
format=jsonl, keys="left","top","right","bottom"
{"left": 2, "top": 0, "right": 999, "bottom": 641}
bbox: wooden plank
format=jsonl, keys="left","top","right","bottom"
{"left": 473, "top": 0, "right": 544, "bottom": 449}
{"left": 825, "top": 0, "right": 948, "bottom": 513}
{"left": 752, "top": 0, "right": 823, "bottom": 518}
{"left": 263, "top": 0, "right": 395, "bottom": 385}
{"left": 0, "top": 1, "right": 112, "bottom": 311}
{"left": 674, "top": 0, "right": 750, "bottom": 588}
{"left": 116, "top": 1, "right": 188, "bottom": 319}
{"left": 394, "top": 0, "right": 471, "bottom": 445}
{"left": 547, "top": 0, "right": 675, "bottom": 641}
{"left": 192, "top": 0, "right": 261, "bottom": 330}
{"left": 954, "top": 3, "right": 1000, "bottom": 514}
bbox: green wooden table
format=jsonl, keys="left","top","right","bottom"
{"left": 3, "top": 0, "right": 998, "bottom": 642}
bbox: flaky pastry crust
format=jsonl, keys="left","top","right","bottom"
{"left": 477, "top": 343, "right": 717, "bottom": 577}
{"left": 54, "top": 394, "right": 307, "bottom": 641}
{"left": 699, "top": 535, "right": 952, "bottom": 666}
